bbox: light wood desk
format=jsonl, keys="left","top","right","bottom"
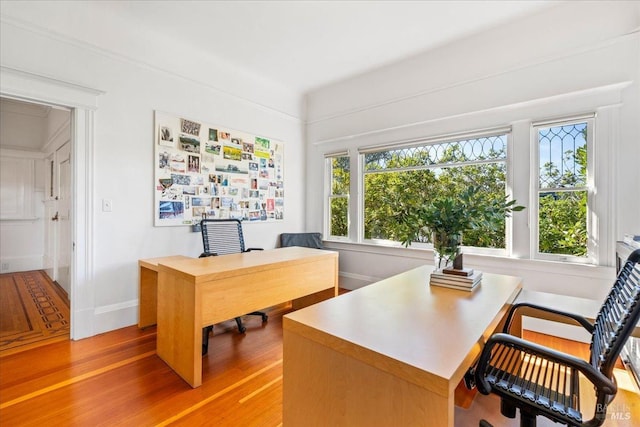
{"left": 138, "top": 255, "right": 191, "bottom": 328}
{"left": 283, "top": 265, "right": 521, "bottom": 427}
{"left": 155, "top": 246, "right": 338, "bottom": 388}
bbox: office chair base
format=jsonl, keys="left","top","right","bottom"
{"left": 501, "top": 399, "right": 517, "bottom": 418}
{"left": 202, "top": 325, "right": 214, "bottom": 356}
{"left": 464, "top": 367, "right": 476, "bottom": 389}
{"left": 235, "top": 317, "right": 246, "bottom": 334}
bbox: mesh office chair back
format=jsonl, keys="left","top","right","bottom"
{"left": 472, "top": 249, "right": 640, "bottom": 427}
{"left": 201, "top": 219, "right": 245, "bottom": 257}
{"left": 198, "top": 218, "right": 268, "bottom": 356}
{"left": 279, "top": 232, "right": 323, "bottom": 249}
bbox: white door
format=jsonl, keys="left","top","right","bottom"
{"left": 56, "top": 142, "right": 71, "bottom": 295}
{"left": 43, "top": 154, "right": 57, "bottom": 279}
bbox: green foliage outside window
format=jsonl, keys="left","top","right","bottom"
{"left": 329, "top": 156, "right": 349, "bottom": 237}
{"left": 328, "top": 124, "right": 589, "bottom": 257}
{"left": 363, "top": 137, "right": 510, "bottom": 248}
{"left": 537, "top": 123, "right": 588, "bottom": 257}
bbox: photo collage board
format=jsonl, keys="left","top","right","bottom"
{"left": 154, "top": 111, "right": 284, "bottom": 226}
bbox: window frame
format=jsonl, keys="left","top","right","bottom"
{"left": 530, "top": 115, "right": 595, "bottom": 264}
{"left": 356, "top": 127, "right": 514, "bottom": 255}
{"left": 324, "top": 151, "right": 350, "bottom": 240}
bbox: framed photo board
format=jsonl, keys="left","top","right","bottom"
{"left": 154, "top": 111, "right": 284, "bottom": 226}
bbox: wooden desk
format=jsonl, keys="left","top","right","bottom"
{"left": 138, "top": 255, "right": 192, "bottom": 328}
{"left": 283, "top": 265, "right": 521, "bottom": 427}
{"left": 156, "top": 246, "right": 338, "bottom": 388}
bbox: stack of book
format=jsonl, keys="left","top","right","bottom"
{"left": 429, "top": 267, "right": 482, "bottom": 291}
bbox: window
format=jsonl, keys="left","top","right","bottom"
{"left": 326, "top": 153, "right": 350, "bottom": 238}
{"left": 360, "top": 130, "right": 510, "bottom": 249}
{"left": 534, "top": 117, "right": 592, "bottom": 260}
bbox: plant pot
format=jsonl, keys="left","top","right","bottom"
{"left": 432, "top": 231, "right": 461, "bottom": 271}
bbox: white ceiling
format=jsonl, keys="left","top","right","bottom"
{"left": 0, "top": 98, "right": 51, "bottom": 118}
{"left": 1, "top": 0, "right": 558, "bottom": 94}
{"left": 109, "top": 0, "right": 556, "bottom": 92}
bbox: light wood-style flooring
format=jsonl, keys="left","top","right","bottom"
{"left": 0, "top": 301, "right": 638, "bottom": 426}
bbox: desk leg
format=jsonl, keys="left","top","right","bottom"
{"left": 157, "top": 271, "right": 202, "bottom": 388}
{"left": 283, "top": 330, "right": 453, "bottom": 427}
{"left": 138, "top": 266, "right": 157, "bottom": 328}
{"left": 291, "top": 288, "right": 336, "bottom": 310}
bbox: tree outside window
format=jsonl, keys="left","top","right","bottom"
{"left": 536, "top": 121, "right": 589, "bottom": 257}
{"left": 362, "top": 134, "right": 509, "bottom": 249}
{"left": 327, "top": 155, "right": 349, "bottom": 237}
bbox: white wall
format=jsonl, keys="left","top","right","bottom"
{"left": 305, "top": 2, "right": 640, "bottom": 318}
{"left": 0, "top": 6, "right": 306, "bottom": 336}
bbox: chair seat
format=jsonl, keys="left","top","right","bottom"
{"left": 482, "top": 342, "right": 583, "bottom": 425}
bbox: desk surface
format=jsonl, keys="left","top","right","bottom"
{"left": 284, "top": 265, "right": 522, "bottom": 394}
{"left": 156, "top": 246, "right": 334, "bottom": 283}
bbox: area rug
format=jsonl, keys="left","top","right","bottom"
{"left": 0, "top": 270, "right": 70, "bottom": 355}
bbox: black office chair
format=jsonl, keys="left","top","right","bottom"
{"left": 465, "top": 249, "right": 640, "bottom": 427}
{"left": 199, "top": 219, "right": 268, "bottom": 355}
{"left": 279, "top": 232, "right": 324, "bottom": 249}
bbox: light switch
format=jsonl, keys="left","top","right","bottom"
{"left": 102, "top": 199, "right": 113, "bottom": 212}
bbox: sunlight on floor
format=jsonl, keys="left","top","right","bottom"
{"left": 614, "top": 368, "right": 640, "bottom": 394}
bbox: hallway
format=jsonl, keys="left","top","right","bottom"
{"left": 0, "top": 270, "right": 70, "bottom": 355}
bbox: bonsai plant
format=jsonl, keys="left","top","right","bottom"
{"left": 395, "top": 186, "right": 524, "bottom": 270}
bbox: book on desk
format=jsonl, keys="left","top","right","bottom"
{"left": 430, "top": 269, "right": 482, "bottom": 291}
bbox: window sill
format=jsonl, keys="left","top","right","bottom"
{"left": 323, "top": 239, "right": 613, "bottom": 281}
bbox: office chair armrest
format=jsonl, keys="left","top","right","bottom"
{"left": 244, "top": 248, "right": 264, "bottom": 252}
{"left": 199, "top": 252, "right": 218, "bottom": 258}
{"left": 502, "top": 302, "right": 594, "bottom": 335}
{"left": 476, "top": 333, "right": 617, "bottom": 395}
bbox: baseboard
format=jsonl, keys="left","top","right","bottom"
{"left": 523, "top": 317, "right": 591, "bottom": 343}
{"left": 0, "top": 255, "right": 43, "bottom": 273}
{"left": 339, "top": 272, "right": 377, "bottom": 290}
{"left": 92, "top": 300, "right": 138, "bottom": 336}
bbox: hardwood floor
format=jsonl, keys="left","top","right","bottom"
{"left": 0, "top": 305, "right": 638, "bottom": 426}
{"left": 0, "top": 271, "right": 70, "bottom": 355}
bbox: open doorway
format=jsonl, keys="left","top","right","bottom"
{"left": 0, "top": 97, "right": 72, "bottom": 351}
{"left": 0, "top": 97, "right": 71, "bottom": 286}
{"left": 1, "top": 66, "right": 101, "bottom": 341}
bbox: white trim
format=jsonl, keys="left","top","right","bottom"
{"left": 0, "top": 16, "right": 301, "bottom": 122}
{"left": 325, "top": 240, "right": 614, "bottom": 280}
{"left": 93, "top": 300, "right": 138, "bottom": 335}
{"left": 531, "top": 112, "right": 595, "bottom": 128}
{"left": 310, "top": 81, "right": 631, "bottom": 147}
{"left": 41, "top": 116, "right": 71, "bottom": 153}
{"left": 0, "top": 66, "right": 103, "bottom": 110}
{"left": 94, "top": 299, "right": 137, "bottom": 315}
{"left": 0, "top": 66, "right": 101, "bottom": 340}
{"left": 357, "top": 125, "right": 512, "bottom": 154}
{"left": 0, "top": 148, "right": 46, "bottom": 159}
{"left": 307, "top": 29, "right": 639, "bottom": 126}
{"left": 324, "top": 150, "right": 349, "bottom": 158}
{"left": 532, "top": 116, "right": 596, "bottom": 264}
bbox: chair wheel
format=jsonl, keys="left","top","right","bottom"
{"left": 479, "top": 421, "right": 493, "bottom": 427}
{"left": 238, "top": 325, "right": 246, "bottom": 334}
{"left": 464, "top": 368, "right": 476, "bottom": 389}
{"left": 261, "top": 314, "right": 268, "bottom": 322}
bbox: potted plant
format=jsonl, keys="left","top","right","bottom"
{"left": 395, "top": 186, "right": 524, "bottom": 270}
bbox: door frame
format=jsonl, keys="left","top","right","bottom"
{"left": 1, "top": 65, "right": 104, "bottom": 339}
